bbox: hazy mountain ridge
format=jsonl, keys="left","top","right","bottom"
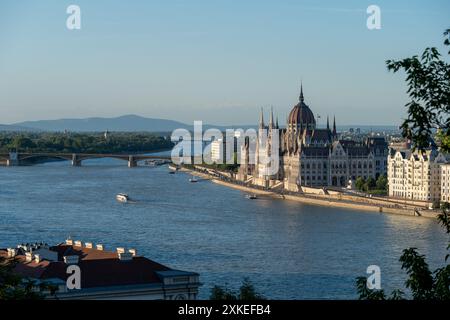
{"left": 3, "top": 114, "right": 399, "bottom": 133}
{"left": 0, "top": 124, "right": 39, "bottom": 132}
{"left": 13, "top": 115, "right": 191, "bottom": 132}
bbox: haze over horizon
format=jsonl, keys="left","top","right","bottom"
{"left": 1, "top": 0, "right": 449, "bottom": 126}
{"left": 9, "top": 113, "right": 400, "bottom": 128}
{"left": 7, "top": 114, "right": 397, "bottom": 131}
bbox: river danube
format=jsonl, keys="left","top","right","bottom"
{"left": 0, "top": 158, "right": 448, "bottom": 299}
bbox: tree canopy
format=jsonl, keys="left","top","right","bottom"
{"left": 210, "top": 278, "right": 265, "bottom": 300}
{"left": 0, "top": 256, "right": 56, "bottom": 300}
{"left": 0, "top": 132, "right": 173, "bottom": 154}
{"left": 357, "top": 28, "right": 450, "bottom": 300}
{"left": 356, "top": 210, "right": 450, "bottom": 300}
{"left": 386, "top": 29, "right": 450, "bottom": 152}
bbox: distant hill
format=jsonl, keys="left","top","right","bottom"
{"left": 0, "top": 124, "right": 39, "bottom": 132}
{"left": 8, "top": 114, "right": 398, "bottom": 133}
{"left": 13, "top": 115, "right": 192, "bottom": 132}
{"left": 12, "top": 114, "right": 256, "bottom": 132}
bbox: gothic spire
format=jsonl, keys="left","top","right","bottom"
{"left": 299, "top": 83, "right": 304, "bottom": 102}
{"left": 259, "top": 107, "right": 265, "bottom": 129}
{"left": 276, "top": 116, "right": 279, "bottom": 129}
{"left": 333, "top": 115, "right": 337, "bottom": 136}
{"left": 326, "top": 115, "right": 330, "bottom": 130}
{"left": 269, "top": 106, "right": 274, "bottom": 129}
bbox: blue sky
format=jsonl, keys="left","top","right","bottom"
{"left": 0, "top": 0, "right": 449, "bottom": 126}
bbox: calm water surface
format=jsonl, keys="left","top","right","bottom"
{"left": 0, "top": 157, "right": 448, "bottom": 299}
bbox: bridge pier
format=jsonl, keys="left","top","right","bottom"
{"left": 72, "top": 154, "right": 81, "bottom": 166}
{"left": 128, "top": 156, "right": 137, "bottom": 168}
{"left": 6, "top": 159, "right": 18, "bottom": 166}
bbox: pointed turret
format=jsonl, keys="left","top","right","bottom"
{"left": 332, "top": 116, "right": 337, "bottom": 137}
{"left": 326, "top": 116, "right": 330, "bottom": 130}
{"left": 269, "top": 106, "right": 274, "bottom": 129}
{"left": 259, "top": 107, "right": 265, "bottom": 129}
{"left": 276, "top": 116, "right": 279, "bottom": 129}
{"left": 299, "top": 83, "right": 304, "bottom": 102}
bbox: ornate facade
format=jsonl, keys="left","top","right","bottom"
{"left": 388, "top": 148, "right": 448, "bottom": 203}
{"left": 238, "top": 86, "right": 388, "bottom": 191}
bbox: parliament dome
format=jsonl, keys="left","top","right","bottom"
{"left": 287, "top": 85, "right": 316, "bottom": 130}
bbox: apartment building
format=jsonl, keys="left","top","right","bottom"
{"left": 388, "top": 148, "right": 448, "bottom": 203}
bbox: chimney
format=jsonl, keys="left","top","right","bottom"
{"left": 25, "top": 252, "right": 33, "bottom": 262}
{"left": 74, "top": 240, "right": 82, "bottom": 247}
{"left": 96, "top": 244, "right": 104, "bottom": 251}
{"left": 128, "top": 248, "right": 137, "bottom": 256}
{"left": 63, "top": 255, "right": 79, "bottom": 265}
{"left": 34, "top": 254, "right": 41, "bottom": 263}
{"left": 85, "top": 242, "right": 93, "bottom": 249}
{"left": 116, "top": 247, "right": 125, "bottom": 254}
{"left": 65, "top": 239, "right": 73, "bottom": 245}
{"left": 118, "top": 252, "right": 133, "bottom": 261}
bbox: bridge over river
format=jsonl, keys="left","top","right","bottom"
{"left": 0, "top": 152, "right": 173, "bottom": 167}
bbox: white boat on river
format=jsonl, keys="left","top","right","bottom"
{"left": 116, "top": 193, "right": 130, "bottom": 203}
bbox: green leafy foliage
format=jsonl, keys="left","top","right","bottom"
{"left": 357, "top": 28, "right": 450, "bottom": 301}
{"left": 356, "top": 209, "right": 450, "bottom": 300}
{"left": 355, "top": 177, "right": 365, "bottom": 191}
{"left": 0, "top": 132, "right": 173, "bottom": 154}
{"left": 365, "top": 177, "right": 376, "bottom": 190}
{"left": 354, "top": 175, "right": 387, "bottom": 194}
{"left": 0, "top": 256, "right": 56, "bottom": 300}
{"left": 376, "top": 175, "right": 388, "bottom": 191}
{"left": 210, "top": 278, "right": 265, "bottom": 300}
{"left": 386, "top": 29, "right": 450, "bottom": 152}
{"left": 399, "top": 248, "right": 434, "bottom": 300}
{"left": 202, "top": 152, "right": 240, "bottom": 173}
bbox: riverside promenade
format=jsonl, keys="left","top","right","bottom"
{"left": 180, "top": 165, "right": 440, "bottom": 219}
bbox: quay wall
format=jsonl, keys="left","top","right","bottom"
{"left": 182, "top": 167, "right": 439, "bottom": 219}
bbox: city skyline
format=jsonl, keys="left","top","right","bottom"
{"left": 1, "top": 0, "right": 449, "bottom": 126}
{"left": 2, "top": 0, "right": 450, "bottom": 307}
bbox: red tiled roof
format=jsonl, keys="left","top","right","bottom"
{"left": 0, "top": 243, "right": 172, "bottom": 288}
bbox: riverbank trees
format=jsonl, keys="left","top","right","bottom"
{"left": 355, "top": 175, "right": 387, "bottom": 195}
{"left": 0, "top": 132, "right": 173, "bottom": 154}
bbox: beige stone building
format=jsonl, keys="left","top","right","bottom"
{"left": 387, "top": 148, "right": 449, "bottom": 203}
{"left": 440, "top": 163, "right": 450, "bottom": 203}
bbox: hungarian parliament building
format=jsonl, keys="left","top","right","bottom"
{"left": 237, "top": 86, "right": 388, "bottom": 191}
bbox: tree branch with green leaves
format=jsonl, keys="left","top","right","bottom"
{"left": 386, "top": 28, "right": 450, "bottom": 152}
